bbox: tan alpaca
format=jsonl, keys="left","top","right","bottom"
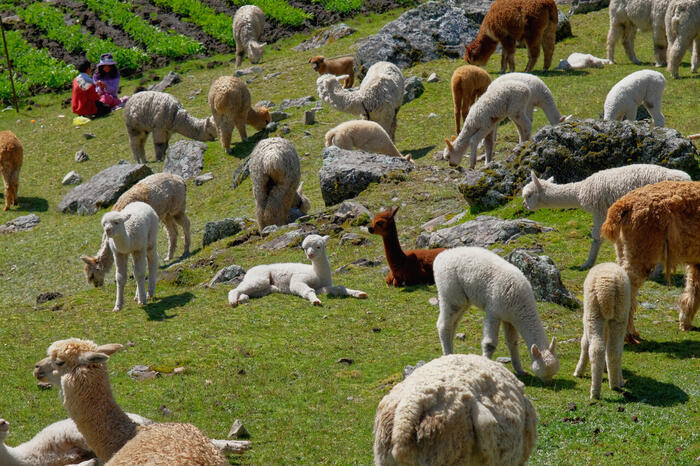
{"left": 451, "top": 65, "right": 491, "bottom": 133}
{"left": 309, "top": 56, "right": 354, "bottom": 88}
{"left": 324, "top": 120, "right": 412, "bottom": 162}
{"left": 0, "top": 130, "right": 23, "bottom": 211}
{"left": 574, "top": 263, "right": 631, "bottom": 399}
{"left": 208, "top": 76, "right": 270, "bottom": 153}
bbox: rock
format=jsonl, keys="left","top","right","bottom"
{"left": 209, "top": 265, "right": 246, "bottom": 287}
{"left": 568, "top": 0, "right": 609, "bottom": 15}
{"left": 333, "top": 200, "right": 372, "bottom": 224}
{"left": 337, "top": 357, "right": 354, "bottom": 365}
{"left": 83, "top": 132, "right": 96, "bottom": 140}
{"left": 235, "top": 66, "right": 262, "bottom": 77}
{"left": 426, "top": 73, "right": 439, "bottom": 83}
{"left": 292, "top": 23, "right": 356, "bottom": 51}
{"left": 1, "top": 14, "right": 20, "bottom": 25}
{"left": 228, "top": 419, "right": 249, "bottom": 439}
{"left": 496, "top": 356, "right": 512, "bottom": 364}
{"left": 194, "top": 172, "right": 214, "bottom": 186}
{"left": 62, "top": 170, "right": 82, "bottom": 185}
{"left": 403, "top": 76, "right": 425, "bottom": 104}
{"left": 421, "top": 212, "right": 454, "bottom": 232}
{"left": 231, "top": 157, "right": 251, "bottom": 189}
{"left": 58, "top": 164, "right": 152, "bottom": 214}
{"left": 36, "top": 291, "right": 62, "bottom": 304}
{"left": 0, "top": 214, "right": 40, "bottom": 234}
{"left": 147, "top": 71, "right": 181, "bottom": 92}
{"left": 270, "top": 110, "right": 290, "bottom": 122}
{"left": 505, "top": 249, "right": 581, "bottom": 309}
{"left": 279, "top": 96, "right": 316, "bottom": 111}
{"left": 74, "top": 149, "right": 89, "bottom": 163}
{"left": 428, "top": 113, "right": 439, "bottom": 119}
{"left": 264, "top": 72, "right": 281, "bottom": 80}
{"left": 258, "top": 229, "right": 304, "bottom": 250}
{"left": 266, "top": 121, "right": 279, "bottom": 132}
{"left": 340, "top": 232, "right": 368, "bottom": 245}
{"left": 458, "top": 119, "right": 700, "bottom": 211}
{"left": 556, "top": 11, "right": 573, "bottom": 42}
{"left": 128, "top": 365, "right": 159, "bottom": 381}
{"left": 402, "top": 360, "right": 427, "bottom": 379}
{"left": 286, "top": 207, "right": 306, "bottom": 224}
{"left": 163, "top": 140, "right": 206, "bottom": 180}
{"left": 456, "top": 333, "right": 466, "bottom": 341}
{"left": 261, "top": 225, "right": 279, "bottom": 236}
{"left": 416, "top": 215, "right": 553, "bottom": 249}
{"left": 319, "top": 146, "right": 415, "bottom": 206}
{"left": 159, "top": 405, "right": 173, "bottom": 417}
{"left": 202, "top": 218, "right": 247, "bottom": 247}
{"left": 255, "top": 100, "right": 275, "bottom": 109}
{"left": 279, "top": 125, "right": 290, "bottom": 135}
{"left": 640, "top": 302, "right": 655, "bottom": 310}
{"left": 303, "top": 110, "right": 315, "bottom": 125}
{"left": 334, "top": 257, "right": 382, "bottom": 273}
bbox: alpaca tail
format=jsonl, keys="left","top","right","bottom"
{"left": 600, "top": 202, "right": 629, "bottom": 242}
{"left": 324, "top": 130, "right": 335, "bottom": 147}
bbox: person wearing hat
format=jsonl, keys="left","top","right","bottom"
{"left": 72, "top": 59, "right": 111, "bottom": 118}
{"left": 93, "top": 53, "right": 128, "bottom": 109}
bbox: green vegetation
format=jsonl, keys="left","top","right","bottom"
{"left": 315, "top": 0, "right": 363, "bottom": 13}
{"left": 230, "top": 0, "right": 312, "bottom": 26}
{"left": 152, "top": 0, "right": 235, "bottom": 45}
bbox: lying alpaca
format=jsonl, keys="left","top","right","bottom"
{"left": 368, "top": 206, "right": 445, "bottom": 286}
{"left": 602, "top": 181, "right": 700, "bottom": 341}
{"left": 665, "top": 0, "right": 700, "bottom": 78}
{"left": 492, "top": 72, "right": 567, "bottom": 125}
{"left": 434, "top": 247, "right": 559, "bottom": 384}
{"left": 465, "top": 0, "right": 558, "bottom": 72}
{"left": 228, "top": 234, "right": 367, "bottom": 306}
{"left": 309, "top": 55, "right": 354, "bottom": 88}
{"left": 574, "top": 263, "right": 631, "bottom": 399}
{"left": 603, "top": 70, "right": 666, "bottom": 127}
{"left": 233, "top": 5, "right": 266, "bottom": 67}
{"left": 451, "top": 65, "right": 491, "bottom": 134}
{"left": 555, "top": 52, "right": 613, "bottom": 70}
{"left": 0, "top": 130, "right": 22, "bottom": 211}
{"left": 606, "top": 0, "right": 670, "bottom": 67}
{"left": 324, "top": 120, "right": 412, "bottom": 162}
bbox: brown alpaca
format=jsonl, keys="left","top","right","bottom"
{"left": 309, "top": 55, "right": 354, "bottom": 88}
{"left": 601, "top": 181, "right": 700, "bottom": 342}
{"left": 368, "top": 207, "right": 447, "bottom": 286}
{"left": 465, "top": 0, "right": 558, "bottom": 73}
{"left": 0, "top": 130, "right": 22, "bottom": 211}
{"left": 451, "top": 65, "right": 492, "bottom": 133}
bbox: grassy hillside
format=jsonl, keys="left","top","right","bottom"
{"left": 0, "top": 6, "right": 698, "bottom": 464}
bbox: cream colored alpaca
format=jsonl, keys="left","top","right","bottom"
{"left": 0, "top": 130, "right": 22, "bottom": 211}
{"left": 665, "top": 0, "right": 699, "bottom": 78}
{"left": 606, "top": 0, "right": 671, "bottom": 66}
{"left": 233, "top": 5, "right": 266, "bottom": 67}
{"left": 451, "top": 65, "right": 492, "bottom": 134}
{"left": 573, "top": 263, "right": 632, "bottom": 399}
{"left": 324, "top": 120, "right": 412, "bottom": 162}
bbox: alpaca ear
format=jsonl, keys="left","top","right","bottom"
{"left": 308, "top": 57, "right": 313, "bottom": 63}
{"left": 391, "top": 206, "right": 400, "bottom": 217}
{"left": 444, "top": 138, "right": 454, "bottom": 152}
{"left": 80, "top": 255, "right": 95, "bottom": 265}
{"left": 549, "top": 337, "right": 557, "bottom": 354}
{"left": 322, "top": 235, "right": 330, "bottom": 243}
{"left": 122, "top": 214, "right": 131, "bottom": 222}
{"left": 531, "top": 344, "right": 542, "bottom": 359}
{"left": 546, "top": 176, "right": 554, "bottom": 183}
{"left": 96, "top": 343, "right": 123, "bottom": 355}
{"left": 530, "top": 170, "right": 543, "bottom": 191}
{"left": 297, "top": 181, "right": 304, "bottom": 195}
{"left": 78, "top": 352, "right": 109, "bottom": 365}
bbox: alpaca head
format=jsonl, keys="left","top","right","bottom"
{"left": 368, "top": 206, "right": 399, "bottom": 237}
{"left": 42, "top": 339, "right": 123, "bottom": 380}
{"left": 294, "top": 182, "right": 311, "bottom": 214}
{"left": 316, "top": 74, "right": 344, "bottom": 102}
{"left": 442, "top": 135, "right": 461, "bottom": 167}
{"left": 0, "top": 419, "right": 8, "bottom": 442}
{"left": 101, "top": 211, "right": 130, "bottom": 238}
{"left": 521, "top": 170, "right": 554, "bottom": 210}
{"left": 247, "top": 106, "right": 271, "bottom": 131}
{"left": 309, "top": 56, "right": 325, "bottom": 72}
{"left": 302, "top": 234, "right": 329, "bottom": 261}
{"left": 247, "top": 41, "right": 266, "bottom": 64}
{"left": 35, "top": 343, "right": 122, "bottom": 387}
{"left": 530, "top": 337, "right": 559, "bottom": 384}
{"left": 204, "top": 115, "right": 218, "bottom": 141}
{"left": 465, "top": 36, "right": 497, "bottom": 66}
{"left": 80, "top": 255, "right": 106, "bottom": 287}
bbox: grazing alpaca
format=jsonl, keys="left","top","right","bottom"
{"left": 324, "top": 120, "right": 412, "bottom": 161}
{"left": 465, "top": 0, "right": 558, "bottom": 73}
{"left": 0, "top": 130, "right": 22, "bottom": 211}
{"left": 309, "top": 55, "right": 355, "bottom": 88}
{"left": 492, "top": 72, "right": 567, "bottom": 125}
{"left": 606, "top": 0, "right": 670, "bottom": 67}
{"left": 233, "top": 5, "right": 266, "bottom": 67}
{"left": 368, "top": 207, "right": 446, "bottom": 286}
{"left": 451, "top": 65, "right": 492, "bottom": 134}
{"left": 574, "top": 263, "right": 631, "bottom": 399}
{"left": 601, "top": 181, "right": 700, "bottom": 341}
{"left": 665, "top": 0, "right": 700, "bottom": 78}
{"left": 603, "top": 70, "right": 666, "bottom": 127}
{"left": 373, "top": 354, "right": 537, "bottom": 466}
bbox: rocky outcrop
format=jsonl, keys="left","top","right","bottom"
{"left": 163, "top": 140, "right": 206, "bottom": 180}
{"left": 403, "top": 76, "right": 425, "bottom": 104}
{"left": 568, "top": 0, "right": 609, "bottom": 15}
{"left": 292, "top": 23, "right": 356, "bottom": 51}
{"left": 202, "top": 217, "right": 250, "bottom": 247}
{"left": 506, "top": 249, "right": 581, "bottom": 309}
{"left": 0, "top": 214, "right": 40, "bottom": 234}
{"left": 209, "top": 264, "right": 246, "bottom": 287}
{"left": 147, "top": 71, "right": 181, "bottom": 92}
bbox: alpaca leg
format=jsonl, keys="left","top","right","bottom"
{"left": 437, "top": 300, "right": 466, "bottom": 355}
{"left": 501, "top": 38, "right": 517, "bottom": 73}
{"left": 113, "top": 253, "right": 128, "bottom": 311}
{"left": 1, "top": 170, "right": 10, "bottom": 211}
{"left": 541, "top": 22, "right": 556, "bottom": 70}
{"left": 220, "top": 117, "right": 235, "bottom": 151}
{"left": 622, "top": 24, "right": 640, "bottom": 65}
{"left": 173, "top": 211, "right": 191, "bottom": 257}
{"left": 587, "top": 318, "right": 606, "bottom": 399}
{"left": 228, "top": 273, "right": 272, "bottom": 306}
{"left": 625, "top": 269, "right": 648, "bottom": 343}
{"left": 162, "top": 216, "right": 178, "bottom": 262}
{"left": 132, "top": 250, "right": 147, "bottom": 305}
{"left": 319, "top": 285, "right": 368, "bottom": 299}
{"left": 235, "top": 42, "right": 244, "bottom": 67}
{"left": 651, "top": 21, "right": 667, "bottom": 67}
{"left": 692, "top": 38, "right": 699, "bottom": 73}
{"left": 503, "top": 321, "right": 525, "bottom": 376}
{"left": 606, "top": 21, "right": 624, "bottom": 63}
{"left": 233, "top": 116, "right": 247, "bottom": 144}
{"left": 620, "top": 101, "right": 639, "bottom": 122}
{"left": 511, "top": 111, "right": 532, "bottom": 143}
{"left": 574, "top": 327, "right": 590, "bottom": 377}
{"left": 524, "top": 37, "right": 543, "bottom": 73}
{"left": 152, "top": 129, "right": 170, "bottom": 162}
{"left": 482, "top": 128, "right": 497, "bottom": 166}
{"left": 679, "top": 264, "right": 700, "bottom": 331}
{"left": 500, "top": 52, "right": 508, "bottom": 74}
{"left": 666, "top": 37, "right": 683, "bottom": 78}
{"left": 644, "top": 98, "right": 664, "bottom": 127}
{"left": 454, "top": 95, "right": 462, "bottom": 134}
{"left": 481, "top": 314, "right": 500, "bottom": 359}
{"left": 582, "top": 213, "right": 605, "bottom": 269}
{"left": 146, "top": 245, "right": 158, "bottom": 300}
{"left": 606, "top": 319, "right": 626, "bottom": 391}
{"left": 128, "top": 130, "right": 148, "bottom": 164}
{"left": 9, "top": 169, "right": 19, "bottom": 206}
{"left": 290, "top": 279, "right": 321, "bottom": 305}
{"left": 469, "top": 127, "right": 492, "bottom": 169}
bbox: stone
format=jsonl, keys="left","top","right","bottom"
{"left": 279, "top": 96, "right": 315, "bottom": 111}
{"left": 74, "top": 149, "right": 89, "bottom": 163}
{"left": 556, "top": 11, "right": 573, "bottom": 42}
{"left": 426, "top": 73, "right": 439, "bottom": 83}
{"left": 337, "top": 357, "right": 354, "bottom": 365}
{"left": 58, "top": 164, "right": 152, "bottom": 214}
{"left": 402, "top": 360, "right": 427, "bottom": 379}
{"left": 202, "top": 218, "right": 247, "bottom": 247}
{"left": 259, "top": 230, "right": 304, "bottom": 250}
{"left": 292, "top": 23, "right": 356, "bottom": 51}
{"left": 286, "top": 207, "right": 306, "bottom": 224}
{"left": 147, "top": 71, "right": 181, "bottom": 92}
{"left": 0, "top": 214, "right": 40, "bottom": 234}
{"left": 334, "top": 257, "right": 382, "bottom": 273}
{"left": 62, "top": 170, "right": 82, "bottom": 185}
{"left": 270, "top": 110, "right": 290, "bottom": 122}
{"left": 429, "top": 297, "right": 439, "bottom": 306}
{"left": 1, "top": 14, "right": 20, "bottom": 25}
{"left": 228, "top": 419, "right": 249, "bottom": 439}
{"left": 83, "top": 132, "right": 96, "bottom": 140}
{"left": 505, "top": 249, "right": 581, "bottom": 309}
{"left": 235, "top": 66, "right": 262, "bottom": 77}
{"left": 333, "top": 200, "right": 372, "bottom": 223}
{"left": 458, "top": 119, "right": 700, "bottom": 211}
{"left": 255, "top": 100, "right": 275, "bottom": 109}
{"left": 303, "top": 110, "right": 315, "bottom": 125}
{"left": 261, "top": 225, "right": 279, "bottom": 236}
{"left": 231, "top": 157, "right": 251, "bottom": 189}
{"left": 265, "top": 121, "right": 279, "bottom": 132}
{"left": 279, "top": 125, "right": 291, "bottom": 135}
{"left": 640, "top": 302, "right": 655, "bottom": 310}
{"left": 264, "top": 72, "right": 281, "bottom": 80}
{"left": 403, "top": 76, "right": 425, "bottom": 104}
{"left": 456, "top": 333, "right": 466, "bottom": 341}
{"left": 209, "top": 265, "right": 246, "bottom": 287}
{"left": 415, "top": 215, "right": 553, "bottom": 249}
{"left": 163, "top": 140, "right": 206, "bottom": 180}
{"left": 319, "top": 146, "right": 415, "bottom": 206}
{"left": 36, "top": 291, "right": 62, "bottom": 304}
{"left": 341, "top": 232, "right": 369, "bottom": 245}
{"left": 128, "top": 365, "right": 159, "bottom": 381}
{"left": 428, "top": 113, "right": 439, "bottom": 119}
{"left": 568, "top": 0, "right": 609, "bottom": 15}
{"left": 194, "top": 172, "right": 214, "bottom": 186}
{"left": 496, "top": 356, "right": 512, "bottom": 364}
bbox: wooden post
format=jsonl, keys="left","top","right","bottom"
{"left": 0, "top": 19, "right": 19, "bottom": 113}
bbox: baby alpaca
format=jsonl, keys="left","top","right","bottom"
{"left": 451, "top": 65, "right": 492, "bottom": 134}
{"left": 373, "top": 354, "right": 537, "bottom": 466}
{"left": 606, "top": 0, "right": 670, "bottom": 66}
{"left": 228, "top": 235, "right": 367, "bottom": 306}
{"left": 555, "top": 52, "right": 613, "bottom": 70}
{"left": 574, "top": 263, "right": 631, "bottom": 399}
{"left": 603, "top": 70, "right": 666, "bottom": 127}
{"left": 325, "top": 120, "right": 412, "bottom": 162}
{"left": 208, "top": 76, "right": 270, "bottom": 153}
{"left": 309, "top": 56, "right": 354, "bottom": 88}
{"left": 233, "top": 5, "right": 266, "bottom": 67}
{"left": 0, "top": 130, "right": 22, "bottom": 211}
{"left": 493, "top": 72, "right": 567, "bottom": 125}
{"left": 665, "top": 0, "right": 700, "bottom": 78}
{"left": 434, "top": 247, "right": 559, "bottom": 384}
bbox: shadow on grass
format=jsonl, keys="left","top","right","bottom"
{"left": 404, "top": 145, "right": 435, "bottom": 161}
{"left": 144, "top": 292, "right": 193, "bottom": 321}
{"left": 519, "top": 372, "right": 577, "bottom": 390}
{"left": 228, "top": 130, "right": 268, "bottom": 158}
{"left": 625, "top": 338, "right": 700, "bottom": 359}
{"left": 648, "top": 272, "right": 685, "bottom": 287}
{"left": 531, "top": 69, "right": 589, "bottom": 77}
{"left": 618, "top": 368, "right": 689, "bottom": 406}
{"left": 160, "top": 248, "right": 202, "bottom": 269}
{"left": 2, "top": 196, "right": 50, "bottom": 212}
{"left": 399, "top": 284, "right": 433, "bottom": 293}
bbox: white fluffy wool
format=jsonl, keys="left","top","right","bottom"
{"left": 233, "top": 5, "right": 266, "bottom": 67}
{"left": 324, "top": 120, "right": 410, "bottom": 161}
{"left": 492, "top": 72, "right": 564, "bottom": 125}
{"left": 665, "top": 0, "right": 700, "bottom": 78}
{"left": 606, "top": 0, "right": 670, "bottom": 66}
{"left": 603, "top": 69, "right": 666, "bottom": 127}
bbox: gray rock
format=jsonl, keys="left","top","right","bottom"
{"left": 36, "top": 291, "right": 63, "bottom": 304}
{"left": 286, "top": 207, "right": 306, "bottom": 224}
{"left": 194, "top": 172, "right": 214, "bottom": 186}
{"left": 569, "top": 0, "right": 609, "bottom": 15}
{"left": 202, "top": 218, "right": 247, "bottom": 247}
{"left": 255, "top": 100, "right": 276, "bottom": 109}
{"left": 319, "top": 146, "right": 415, "bottom": 206}
{"left": 456, "top": 333, "right": 466, "bottom": 341}
{"left": 163, "top": 140, "right": 206, "bottom": 180}
{"left": 333, "top": 200, "right": 372, "bottom": 223}
{"left": 265, "top": 121, "right": 279, "bottom": 132}
{"left": 292, "top": 23, "right": 356, "bottom": 51}
{"left": 556, "top": 11, "right": 573, "bottom": 42}
{"left": 128, "top": 365, "right": 159, "bottom": 381}
{"left": 334, "top": 257, "right": 382, "bottom": 273}
{"left": 62, "top": 171, "right": 82, "bottom": 185}
{"left": 458, "top": 119, "right": 700, "bottom": 211}
{"left": 402, "top": 360, "right": 427, "bottom": 379}
{"left": 278, "top": 96, "right": 315, "bottom": 111}
{"left": 505, "top": 249, "right": 581, "bottom": 309}
{"left": 640, "top": 302, "right": 655, "bottom": 310}
{"left": 58, "top": 164, "right": 152, "bottom": 214}
{"left": 428, "top": 113, "right": 439, "bottom": 119}
{"left": 426, "top": 73, "right": 439, "bottom": 83}
{"left": 261, "top": 225, "right": 279, "bottom": 236}
{"left": 279, "top": 125, "right": 291, "bottom": 135}
{"left": 0, "top": 214, "right": 40, "bottom": 234}
{"left": 303, "top": 110, "right": 315, "bottom": 125}
{"left": 235, "top": 66, "right": 263, "bottom": 77}
{"left": 227, "top": 419, "right": 249, "bottom": 439}
{"left": 264, "top": 72, "right": 282, "bottom": 80}
{"left": 74, "top": 149, "right": 89, "bottom": 163}
{"left": 403, "top": 76, "right": 425, "bottom": 104}
{"left": 270, "top": 110, "right": 290, "bottom": 122}
{"left": 209, "top": 264, "right": 246, "bottom": 287}
{"left": 340, "top": 232, "right": 369, "bottom": 245}
{"left": 83, "top": 132, "right": 96, "bottom": 140}
{"left": 147, "top": 71, "right": 181, "bottom": 92}
{"left": 429, "top": 297, "right": 439, "bottom": 306}
{"left": 231, "top": 157, "right": 251, "bottom": 189}
{"left": 416, "top": 215, "right": 553, "bottom": 249}
{"left": 496, "top": 356, "right": 512, "bottom": 364}
{"left": 259, "top": 229, "right": 304, "bottom": 250}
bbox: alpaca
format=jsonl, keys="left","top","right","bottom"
{"left": 373, "top": 354, "right": 537, "bottom": 465}
{"left": 368, "top": 207, "right": 446, "bottom": 286}
{"left": 555, "top": 52, "right": 613, "bottom": 70}
{"left": 208, "top": 76, "right": 270, "bottom": 153}
{"left": 233, "top": 5, "right": 266, "bottom": 67}
{"left": 450, "top": 65, "right": 492, "bottom": 134}
{"left": 442, "top": 79, "right": 531, "bottom": 169}
{"left": 603, "top": 70, "right": 666, "bottom": 127}
{"left": 0, "top": 130, "right": 22, "bottom": 211}
{"left": 522, "top": 165, "right": 691, "bottom": 268}
{"left": 124, "top": 91, "right": 218, "bottom": 163}
{"left": 434, "top": 247, "right": 559, "bottom": 384}
{"left": 249, "top": 138, "right": 310, "bottom": 230}
{"left": 492, "top": 72, "right": 567, "bottom": 125}
{"left": 324, "top": 120, "right": 412, "bottom": 162}
{"left": 606, "top": 0, "right": 670, "bottom": 67}
{"left": 573, "top": 263, "right": 632, "bottom": 399}
{"left": 665, "top": 0, "right": 699, "bottom": 78}
{"left": 601, "top": 181, "right": 700, "bottom": 341}
{"left": 100, "top": 202, "right": 159, "bottom": 311}
{"left": 228, "top": 234, "right": 367, "bottom": 306}
{"left": 316, "top": 61, "right": 404, "bottom": 140}
{"left": 465, "top": 0, "right": 558, "bottom": 73}
{"left": 309, "top": 55, "right": 354, "bottom": 88}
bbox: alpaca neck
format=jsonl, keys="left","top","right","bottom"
{"left": 539, "top": 95, "right": 563, "bottom": 125}
{"left": 381, "top": 223, "right": 407, "bottom": 267}
{"left": 323, "top": 83, "right": 365, "bottom": 115}
{"left": 538, "top": 181, "right": 582, "bottom": 209}
{"left": 174, "top": 111, "right": 210, "bottom": 141}
{"left": 512, "top": 305, "right": 549, "bottom": 356}
{"left": 470, "top": 33, "right": 498, "bottom": 62}
{"left": 451, "top": 122, "right": 476, "bottom": 158}
{"left": 96, "top": 233, "right": 114, "bottom": 273}
{"left": 311, "top": 253, "right": 333, "bottom": 286}
{"left": 0, "top": 443, "right": 21, "bottom": 466}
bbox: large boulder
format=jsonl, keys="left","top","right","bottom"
{"left": 319, "top": 146, "right": 415, "bottom": 206}
{"left": 458, "top": 119, "right": 700, "bottom": 211}
{"left": 202, "top": 217, "right": 249, "bottom": 247}
{"left": 58, "top": 163, "right": 153, "bottom": 214}
{"left": 0, "top": 214, "right": 40, "bottom": 234}
{"left": 163, "top": 140, "right": 206, "bottom": 180}
{"left": 506, "top": 249, "right": 581, "bottom": 309}
{"left": 556, "top": 11, "right": 573, "bottom": 42}
{"left": 568, "top": 0, "right": 609, "bottom": 15}
{"left": 403, "top": 76, "right": 425, "bottom": 104}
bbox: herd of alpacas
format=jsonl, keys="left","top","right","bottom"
{"left": 0, "top": 0, "right": 698, "bottom": 463}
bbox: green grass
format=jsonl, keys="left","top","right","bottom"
{"left": 0, "top": 6, "right": 698, "bottom": 464}
{"left": 229, "top": 0, "right": 312, "bottom": 26}
{"left": 152, "top": 0, "right": 236, "bottom": 45}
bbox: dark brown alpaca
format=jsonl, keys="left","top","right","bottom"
{"left": 368, "top": 207, "right": 447, "bottom": 286}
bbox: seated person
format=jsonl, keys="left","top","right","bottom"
{"left": 72, "top": 59, "right": 110, "bottom": 118}
{"left": 93, "top": 53, "right": 128, "bottom": 108}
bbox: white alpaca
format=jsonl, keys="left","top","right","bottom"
{"left": 124, "top": 91, "right": 218, "bottom": 163}
{"left": 606, "top": 0, "right": 670, "bottom": 67}
{"left": 434, "top": 247, "right": 559, "bottom": 384}
{"left": 324, "top": 120, "right": 412, "bottom": 162}
{"left": 492, "top": 72, "right": 568, "bottom": 125}
{"left": 233, "top": 5, "right": 266, "bottom": 67}
{"left": 665, "top": 0, "right": 699, "bottom": 78}
{"left": 100, "top": 202, "right": 159, "bottom": 311}
{"left": 603, "top": 70, "right": 666, "bottom": 127}
{"left": 316, "top": 61, "right": 404, "bottom": 140}
{"left": 373, "top": 354, "right": 537, "bottom": 466}
{"left": 228, "top": 235, "right": 367, "bottom": 306}
{"left": 442, "top": 80, "right": 532, "bottom": 169}
{"left": 555, "top": 52, "right": 613, "bottom": 70}
{"left": 522, "top": 165, "right": 690, "bottom": 268}
{"left": 573, "top": 263, "right": 632, "bottom": 399}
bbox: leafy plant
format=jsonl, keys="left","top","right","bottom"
{"left": 152, "top": 0, "right": 235, "bottom": 45}
{"left": 229, "top": 0, "right": 312, "bottom": 26}
{"left": 314, "top": 0, "right": 362, "bottom": 13}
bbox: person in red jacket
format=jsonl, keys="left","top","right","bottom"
{"left": 72, "top": 59, "right": 111, "bottom": 118}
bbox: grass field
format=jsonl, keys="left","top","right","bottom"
{"left": 0, "top": 5, "right": 698, "bottom": 464}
